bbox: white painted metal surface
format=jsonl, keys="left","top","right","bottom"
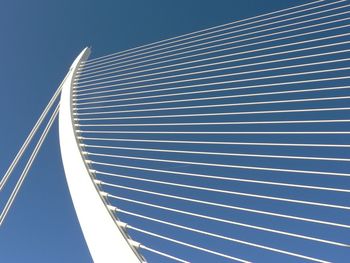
{"left": 59, "top": 47, "right": 143, "bottom": 263}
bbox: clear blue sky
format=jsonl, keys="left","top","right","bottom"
{"left": 1, "top": 0, "right": 345, "bottom": 262}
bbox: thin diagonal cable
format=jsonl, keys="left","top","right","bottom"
{"left": 123, "top": 215, "right": 330, "bottom": 263}
{"left": 0, "top": 72, "right": 68, "bottom": 191}
{"left": 75, "top": 5, "right": 350, "bottom": 81}
{"left": 97, "top": 174, "right": 350, "bottom": 210}
{"left": 119, "top": 208, "right": 350, "bottom": 250}
{"left": 80, "top": 136, "right": 350, "bottom": 148}
{"left": 77, "top": 119, "right": 350, "bottom": 127}
{"left": 105, "top": 189, "right": 350, "bottom": 228}
{"left": 0, "top": 103, "right": 59, "bottom": 226}
{"left": 78, "top": 16, "right": 350, "bottom": 76}
{"left": 90, "top": 154, "right": 350, "bottom": 177}
{"left": 76, "top": 33, "right": 349, "bottom": 86}
{"left": 74, "top": 82, "right": 350, "bottom": 112}
{"left": 109, "top": 194, "right": 350, "bottom": 238}
{"left": 76, "top": 41, "right": 350, "bottom": 88}
{"left": 74, "top": 83, "right": 350, "bottom": 111}
{"left": 128, "top": 225, "right": 251, "bottom": 263}
{"left": 75, "top": 107, "right": 350, "bottom": 121}
{"left": 77, "top": 96, "right": 350, "bottom": 115}
{"left": 83, "top": 143, "right": 350, "bottom": 162}
{"left": 84, "top": 2, "right": 349, "bottom": 75}
{"left": 84, "top": 0, "right": 325, "bottom": 65}
{"left": 80, "top": 32, "right": 350, "bottom": 88}
{"left": 92, "top": 167, "right": 350, "bottom": 193}
{"left": 76, "top": 28, "right": 350, "bottom": 81}
{"left": 75, "top": 57, "right": 350, "bottom": 98}
{"left": 74, "top": 65, "right": 350, "bottom": 106}
{"left": 78, "top": 37, "right": 350, "bottom": 83}
{"left": 80, "top": 130, "right": 350, "bottom": 135}
{"left": 115, "top": 204, "right": 350, "bottom": 247}
{"left": 140, "top": 245, "right": 189, "bottom": 263}
{"left": 83, "top": 0, "right": 325, "bottom": 65}
{"left": 75, "top": 37, "right": 350, "bottom": 86}
{"left": 75, "top": 78, "right": 350, "bottom": 112}
{"left": 80, "top": 1, "right": 345, "bottom": 72}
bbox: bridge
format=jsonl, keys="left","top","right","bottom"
{"left": 1, "top": 1, "right": 350, "bottom": 262}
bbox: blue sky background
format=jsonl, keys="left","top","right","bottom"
{"left": 1, "top": 0, "right": 345, "bottom": 262}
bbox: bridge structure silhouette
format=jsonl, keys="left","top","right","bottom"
{"left": 1, "top": 0, "right": 350, "bottom": 262}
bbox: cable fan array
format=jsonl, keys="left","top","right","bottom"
{"left": 2, "top": 0, "right": 350, "bottom": 262}
{"left": 71, "top": 1, "right": 350, "bottom": 262}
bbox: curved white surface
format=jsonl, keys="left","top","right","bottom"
{"left": 59, "top": 48, "right": 143, "bottom": 263}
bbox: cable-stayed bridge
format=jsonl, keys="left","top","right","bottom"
{"left": 1, "top": 0, "right": 350, "bottom": 262}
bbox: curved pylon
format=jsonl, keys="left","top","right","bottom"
{"left": 59, "top": 47, "right": 144, "bottom": 263}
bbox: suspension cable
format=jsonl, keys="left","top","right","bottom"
{"left": 113, "top": 203, "right": 350, "bottom": 247}
{"left": 128, "top": 225, "right": 251, "bottom": 263}
{"left": 92, "top": 166, "right": 350, "bottom": 193}
{"left": 105, "top": 190, "right": 350, "bottom": 228}
{"left": 73, "top": 77, "right": 350, "bottom": 109}
{"left": 75, "top": 38, "right": 350, "bottom": 87}
{"left": 78, "top": 17, "right": 350, "bottom": 77}
{"left": 80, "top": 136, "right": 350, "bottom": 148}
{"left": 84, "top": 0, "right": 324, "bottom": 65}
{"left": 74, "top": 66, "right": 350, "bottom": 106}
{"left": 0, "top": 103, "right": 59, "bottom": 226}
{"left": 140, "top": 245, "right": 190, "bottom": 263}
{"left": 0, "top": 73, "right": 67, "bottom": 191}
{"left": 75, "top": 105, "right": 350, "bottom": 121}
{"left": 96, "top": 173, "right": 350, "bottom": 210}
{"left": 76, "top": 46, "right": 350, "bottom": 91}
{"left": 82, "top": 143, "right": 350, "bottom": 162}
{"left": 89, "top": 155, "right": 350, "bottom": 177}
{"left": 77, "top": 37, "right": 350, "bottom": 83}
{"left": 75, "top": 93, "right": 350, "bottom": 117}
{"left": 124, "top": 217, "right": 330, "bottom": 263}
{"left": 115, "top": 208, "right": 349, "bottom": 250}
{"left": 75, "top": 61, "right": 350, "bottom": 98}
{"left": 81, "top": 1, "right": 345, "bottom": 72}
